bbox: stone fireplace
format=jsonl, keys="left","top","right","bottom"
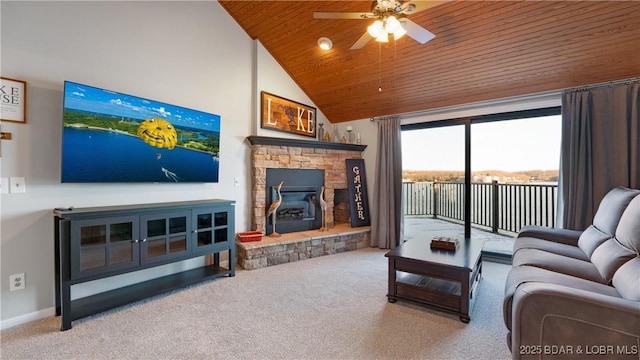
{"left": 247, "top": 136, "right": 367, "bottom": 234}
{"left": 240, "top": 136, "right": 370, "bottom": 270}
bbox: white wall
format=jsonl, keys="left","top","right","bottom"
{"left": 399, "top": 92, "right": 561, "bottom": 125}
{"left": 255, "top": 42, "right": 331, "bottom": 138}
{"left": 0, "top": 1, "right": 334, "bottom": 328}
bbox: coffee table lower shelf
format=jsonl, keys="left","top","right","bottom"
{"left": 386, "top": 243, "right": 483, "bottom": 323}
{"left": 388, "top": 271, "right": 480, "bottom": 322}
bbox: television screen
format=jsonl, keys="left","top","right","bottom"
{"left": 61, "top": 81, "right": 220, "bottom": 183}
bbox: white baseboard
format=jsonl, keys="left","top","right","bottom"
{"left": 1, "top": 307, "right": 56, "bottom": 330}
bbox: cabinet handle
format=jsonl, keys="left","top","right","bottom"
{"left": 142, "top": 238, "right": 147, "bottom": 242}
{"left": 133, "top": 239, "right": 139, "bottom": 243}
{"left": 193, "top": 230, "right": 198, "bottom": 234}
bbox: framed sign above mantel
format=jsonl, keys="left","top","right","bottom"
{"left": 261, "top": 91, "right": 316, "bottom": 138}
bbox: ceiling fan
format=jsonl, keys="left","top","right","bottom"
{"left": 313, "top": 0, "right": 443, "bottom": 50}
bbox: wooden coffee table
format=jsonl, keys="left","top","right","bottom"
{"left": 385, "top": 237, "right": 484, "bottom": 322}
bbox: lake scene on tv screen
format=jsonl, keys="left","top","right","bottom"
{"left": 62, "top": 81, "right": 221, "bottom": 183}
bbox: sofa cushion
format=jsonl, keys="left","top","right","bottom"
{"left": 612, "top": 257, "right": 640, "bottom": 301}
{"left": 592, "top": 187, "right": 640, "bottom": 235}
{"left": 591, "top": 238, "right": 637, "bottom": 283}
{"left": 512, "top": 249, "right": 604, "bottom": 283}
{"left": 614, "top": 194, "right": 640, "bottom": 253}
{"left": 514, "top": 237, "right": 589, "bottom": 260}
{"left": 577, "top": 225, "right": 612, "bottom": 257}
{"left": 516, "top": 225, "right": 582, "bottom": 246}
{"left": 503, "top": 265, "right": 622, "bottom": 331}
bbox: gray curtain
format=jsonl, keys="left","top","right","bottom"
{"left": 558, "top": 79, "right": 640, "bottom": 230}
{"left": 371, "top": 117, "right": 403, "bottom": 249}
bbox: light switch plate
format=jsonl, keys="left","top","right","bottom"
{"left": 9, "top": 177, "right": 26, "bottom": 193}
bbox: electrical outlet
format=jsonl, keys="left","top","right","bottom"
{"left": 9, "top": 273, "right": 25, "bottom": 291}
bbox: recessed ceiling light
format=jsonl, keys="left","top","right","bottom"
{"left": 317, "top": 37, "right": 333, "bottom": 50}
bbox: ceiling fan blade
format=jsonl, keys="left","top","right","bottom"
{"left": 401, "top": 1, "right": 451, "bottom": 15}
{"left": 401, "top": 18, "right": 436, "bottom": 44}
{"left": 313, "top": 12, "right": 373, "bottom": 20}
{"left": 350, "top": 32, "right": 373, "bottom": 50}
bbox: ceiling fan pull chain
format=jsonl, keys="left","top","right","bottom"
{"left": 378, "top": 42, "right": 383, "bottom": 92}
{"left": 394, "top": 38, "right": 398, "bottom": 90}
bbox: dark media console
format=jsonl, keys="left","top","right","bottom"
{"left": 54, "top": 199, "right": 235, "bottom": 330}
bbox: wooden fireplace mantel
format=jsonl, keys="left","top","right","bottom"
{"left": 246, "top": 136, "right": 367, "bottom": 152}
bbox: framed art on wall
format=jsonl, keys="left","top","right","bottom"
{"left": 0, "top": 77, "right": 27, "bottom": 123}
{"left": 261, "top": 91, "right": 316, "bottom": 138}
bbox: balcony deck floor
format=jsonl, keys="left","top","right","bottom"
{"left": 404, "top": 216, "right": 514, "bottom": 263}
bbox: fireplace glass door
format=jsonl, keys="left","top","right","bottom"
{"left": 275, "top": 188, "right": 317, "bottom": 223}
{"left": 267, "top": 185, "right": 322, "bottom": 235}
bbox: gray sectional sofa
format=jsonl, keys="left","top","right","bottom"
{"left": 503, "top": 187, "right": 640, "bottom": 359}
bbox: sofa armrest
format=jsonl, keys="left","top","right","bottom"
{"left": 511, "top": 282, "right": 640, "bottom": 359}
{"left": 517, "top": 225, "right": 583, "bottom": 246}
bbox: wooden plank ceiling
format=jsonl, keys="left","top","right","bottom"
{"left": 219, "top": 1, "right": 640, "bottom": 123}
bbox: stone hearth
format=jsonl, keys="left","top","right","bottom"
{"left": 237, "top": 224, "right": 370, "bottom": 270}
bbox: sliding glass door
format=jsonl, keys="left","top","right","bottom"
{"left": 401, "top": 121, "right": 470, "bottom": 239}
{"left": 471, "top": 115, "right": 561, "bottom": 233}
{"left": 401, "top": 107, "right": 561, "bottom": 243}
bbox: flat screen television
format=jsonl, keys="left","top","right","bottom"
{"left": 61, "top": 81, "right": 221, "bottom": 183}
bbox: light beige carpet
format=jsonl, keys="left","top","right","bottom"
{"left": 0, "top": 247, "right": 512, "bottom": 360}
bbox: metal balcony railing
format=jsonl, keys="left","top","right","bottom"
{"left": 403, "top": 181, "right": 558, "bottom": 234}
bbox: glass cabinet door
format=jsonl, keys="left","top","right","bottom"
{"left": 70, "top": 216, "right": 140, "bottom": 279}
{"left": 109, "top": 222, "right": 137, "bottom": 265}
{"left": 140, "top": 211, "right": 190, "bottom": 264}
{"left": 214, "top": 211, "right": 229, "bottom": 244}
{"left": 195, "top": 212, "right": 213, "bottom": 248}
{"left": 192, "top": 207, "right": 231, "bottom": 255}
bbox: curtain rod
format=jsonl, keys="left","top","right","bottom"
{"left": 564, "top": 77, "right": 640, "bottom": 93}
{"left": 369, "top": 115, "right": 399, "bottom": 122}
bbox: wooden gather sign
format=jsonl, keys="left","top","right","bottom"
{"left": 346, "top": 158, "right": 371, "bottom": 227}
{"left": 261, "top": 91, "right": 316, "bottom": 138}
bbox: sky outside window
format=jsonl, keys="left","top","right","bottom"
{"left": 402, "top": 115, "right": 561, "bottom": 173}
{"left": 402, "top": 125, "right": 465, "bottom": 171}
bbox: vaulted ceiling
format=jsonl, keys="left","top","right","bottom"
{"left": 219, "top": 1, "right": 640, "bottom": 123}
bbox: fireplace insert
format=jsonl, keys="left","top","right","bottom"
{"left": 266, "top": 168, "right": 324, "bottom": 235}
{"left": 274, "top": 187, "right": 317, "bottom": 221}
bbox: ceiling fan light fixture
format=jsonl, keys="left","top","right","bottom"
{"left": 376, "top": 31, "right": 389, "bottom": 43}
{"left": 367, "top": 20, "right": 384, "bottom": 37}
{"left": 317, "top": 37, "right": 333, "bottom": 50}
{"left": 393, "top": 25, "right": 407, "bottom": 40}
{"left": 385, "top": 15, "right": 401, "bottom": 33}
